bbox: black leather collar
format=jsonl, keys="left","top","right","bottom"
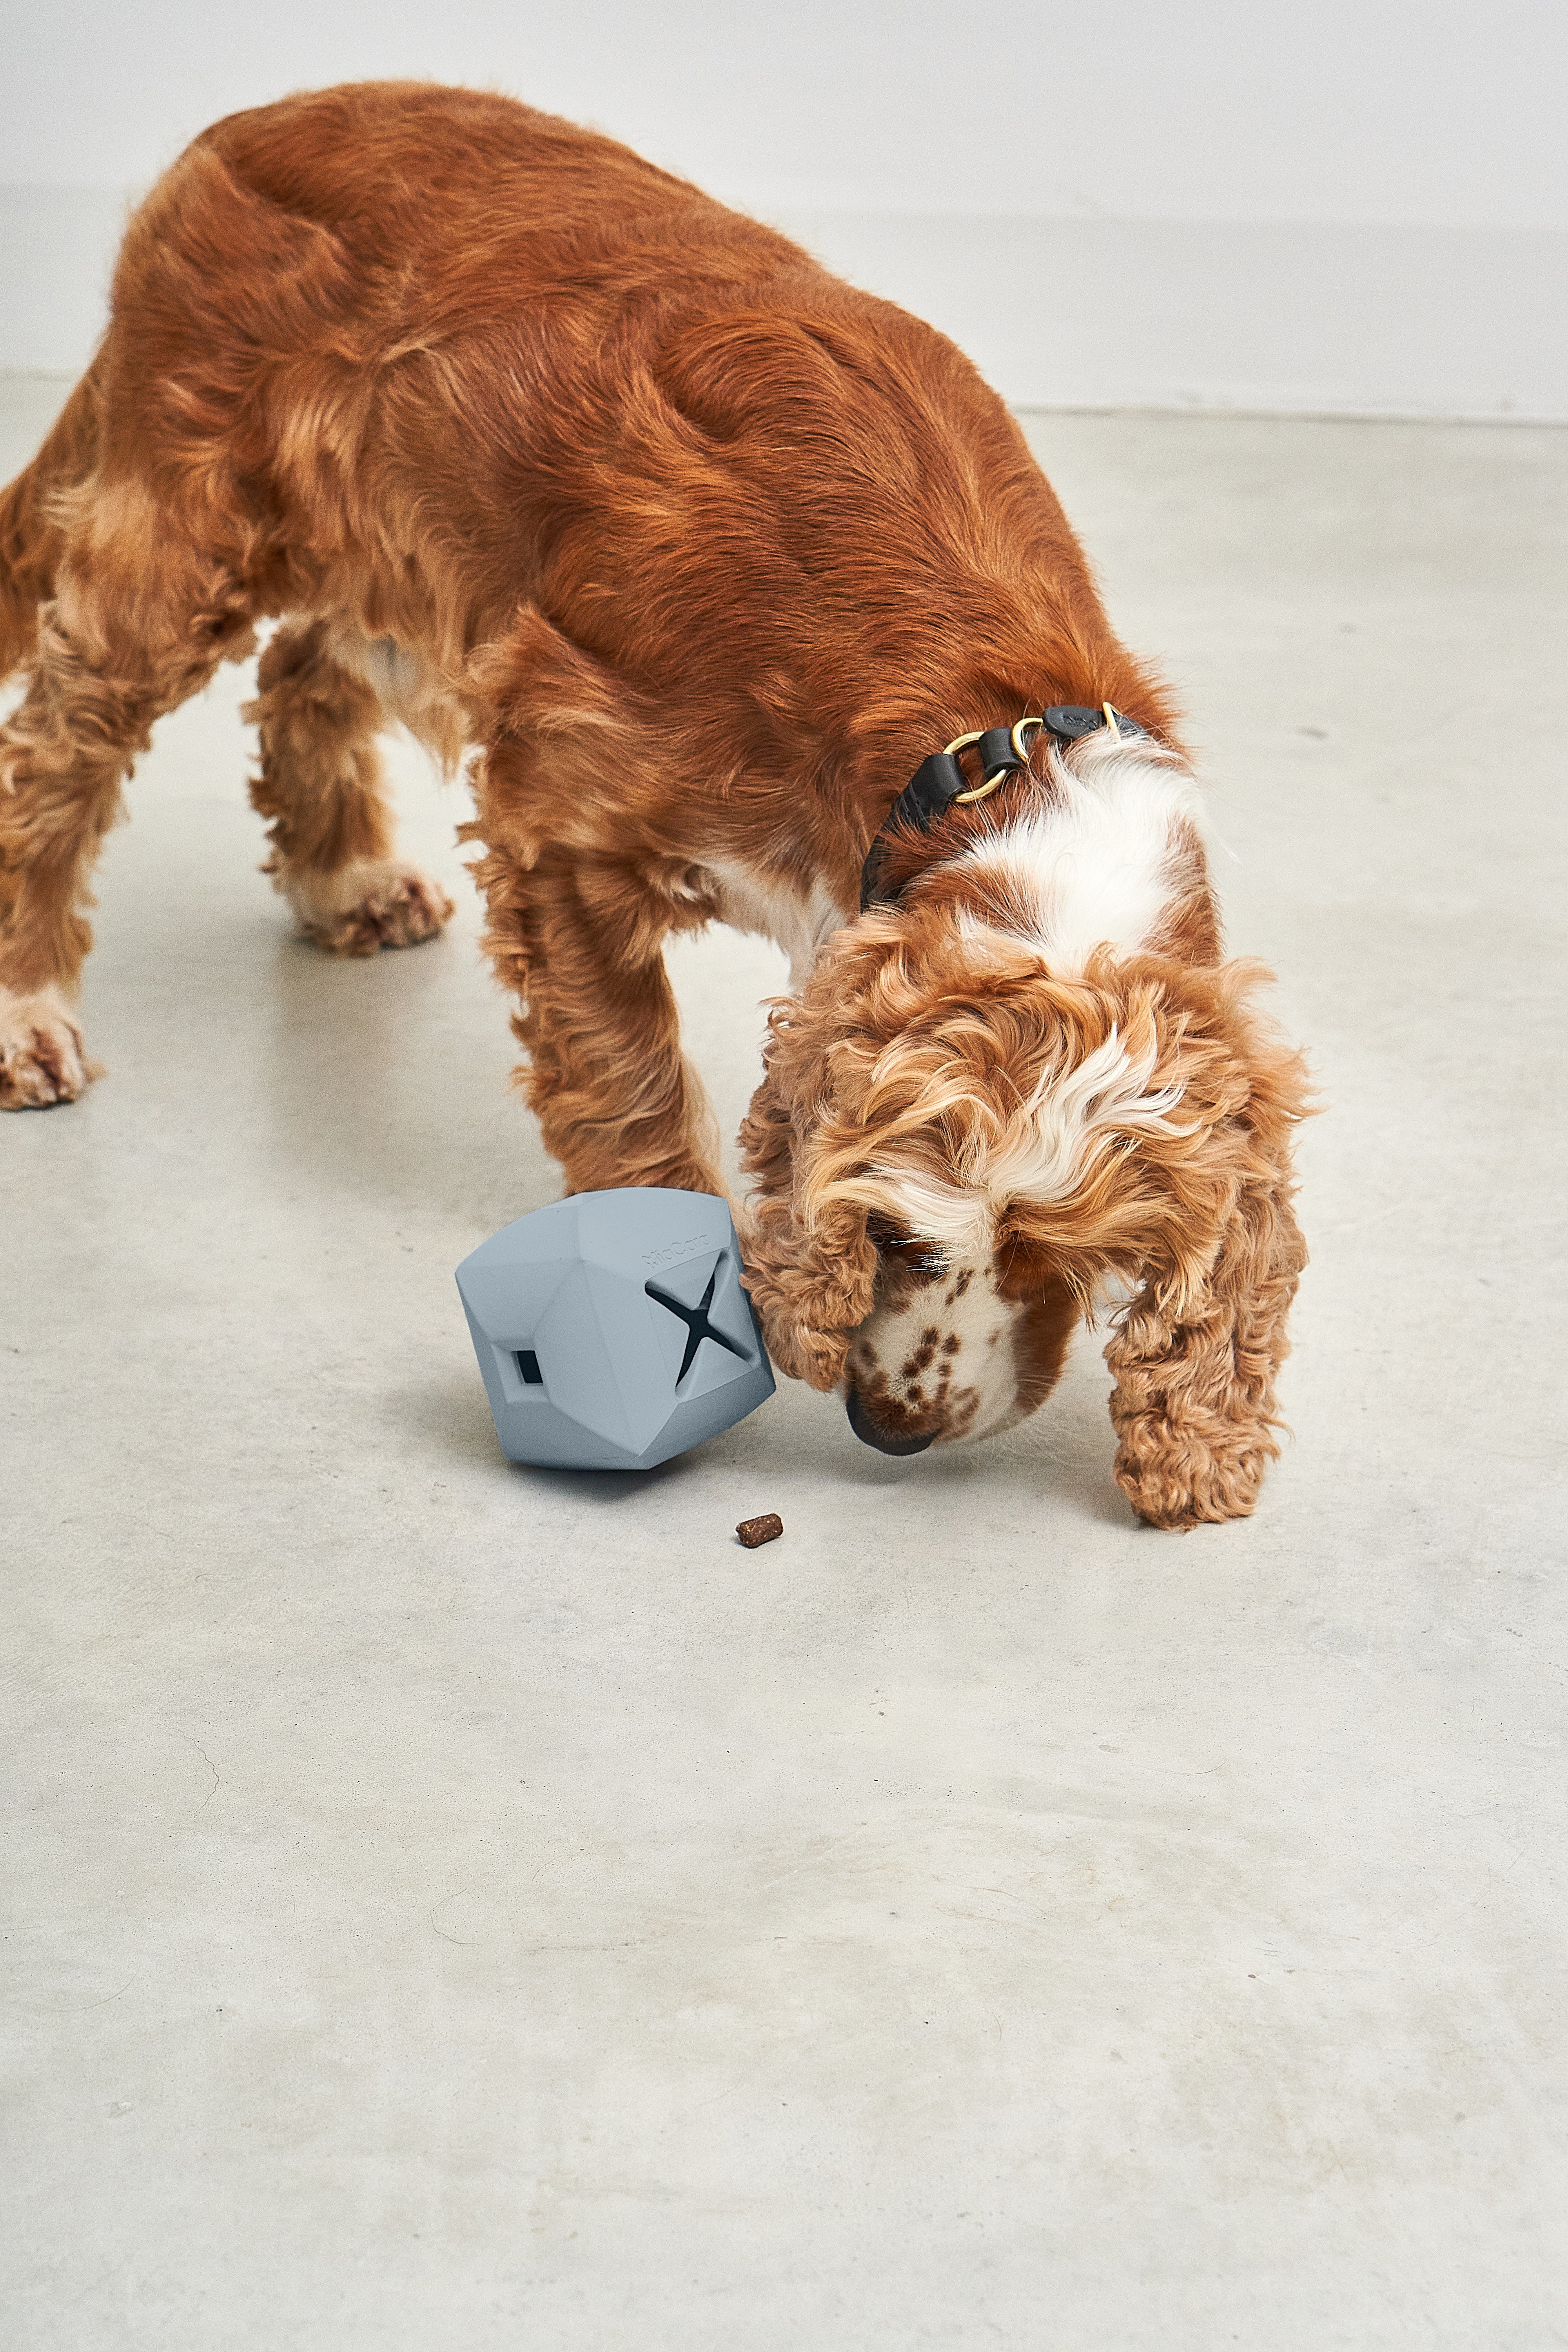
{"left": 859, "top": 703, "right": 1143, "bottom": 913}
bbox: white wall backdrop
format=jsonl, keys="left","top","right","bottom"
{"left": 2, "top": 0, "right": 1565, "bottom": 412}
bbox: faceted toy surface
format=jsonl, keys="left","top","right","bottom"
{"left": 455, "top": 1189, "right": 775, "bottom": 1471}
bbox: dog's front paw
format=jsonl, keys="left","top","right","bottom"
{"left": 0, "top": 982, "right": 96, "bottom": 1109}
{"left": 281, "top": 859, "right": 456, "bottom": 957}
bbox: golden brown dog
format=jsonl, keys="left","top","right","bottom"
{"left": 0, "top": 81, "right": 1309, "bottom": 1525}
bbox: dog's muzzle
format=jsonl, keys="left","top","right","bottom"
{"left": 845, "top": 1380, "right": 936, "bottom": 1456}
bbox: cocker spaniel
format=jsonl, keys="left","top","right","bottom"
{"left": 0, "top": 81, "right": 1309, "bottom": 1526}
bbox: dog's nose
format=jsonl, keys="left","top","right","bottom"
{"left": 846, "top": 1381, "right": 936, "bottom": 1456}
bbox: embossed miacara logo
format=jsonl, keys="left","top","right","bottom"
{"left": 641, "top": 1233, "right": 711, "bottom": 1271}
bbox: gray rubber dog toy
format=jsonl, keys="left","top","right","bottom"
{"left": 456, "top": 1189, "right": 775, "bottom": 1470}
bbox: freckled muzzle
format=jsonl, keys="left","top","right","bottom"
{"left": 844, "top": 1377, "right": 937, "bottom": 1456}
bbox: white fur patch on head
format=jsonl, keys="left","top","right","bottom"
{"left": 866, "top": 1021, "right": 1189, "bottom": 1259}
{"left": 973, "top": 1020, "right": 1189, "bottom": 1203}
{"left": 959, "top": 732, "right": 1203, "bottom": 976}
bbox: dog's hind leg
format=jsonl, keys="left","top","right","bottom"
{"left": 0, "top": 361, "right": 102, "bottom": 684}
{"left": 0, "top": 470, "right": 256, "bottom": 1108}
{"left": 245, "top": 620, "right": 455, "bottom": 957}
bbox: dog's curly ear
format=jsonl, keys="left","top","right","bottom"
{"left": 737, "top": 993, "right": 878, "bottom": 1391}
{"left": 1103, "top": 967, "right": 1312, "bottom": 1529}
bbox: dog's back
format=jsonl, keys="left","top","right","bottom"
{"left": 21, "top": 85, "right": 1120, "bottom": 719}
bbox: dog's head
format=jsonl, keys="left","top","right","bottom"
{"left": 739, "top": 766, "right": 1306, "bottom": 1457}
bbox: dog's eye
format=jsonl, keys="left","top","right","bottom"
{"left": 996, "top": 1232, "right": 1066, "bottom": 1298}
{"left": 868, "top": 1218, "right": 947, "bottom": 1279}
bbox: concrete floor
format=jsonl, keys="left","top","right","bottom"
{"left": 3, "top": 374, "right": 1566, "bottom": 2348}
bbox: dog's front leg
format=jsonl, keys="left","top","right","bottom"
{"left": 472, "top": 839, "right": 723, "bottom": 1199}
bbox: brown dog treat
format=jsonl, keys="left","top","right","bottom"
{"left": 735, "top": 1512, "right": 784, "bottom": 1549}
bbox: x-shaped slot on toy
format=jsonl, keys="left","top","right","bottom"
{"left": 644, "top": 1265, "right": 752, "bottom": 1383}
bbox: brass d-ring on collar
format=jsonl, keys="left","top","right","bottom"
{"left": 950, "top": 716, "right": 1044, "bottom": 805}
{"left": 858, "top": 703, "right": 1146, "bottom": 914}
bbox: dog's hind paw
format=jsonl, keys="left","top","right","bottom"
{"left": 0, "top": 982, "right": 96, "bottom": 1109}
{"left": 282, "top": 858, "right": 457, "bottom": 958}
